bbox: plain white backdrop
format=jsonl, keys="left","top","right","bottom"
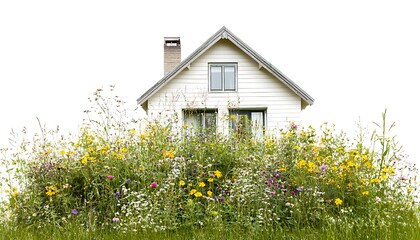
{"left": 1, "top": 1, "right": 419, "bottom": 172}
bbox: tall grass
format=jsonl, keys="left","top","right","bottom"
{"left": 0, "top": 86, "right": 418, "bottom": 239}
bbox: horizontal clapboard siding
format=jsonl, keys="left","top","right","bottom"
{"left": 148, "top": 39, "right": 301, "bottom": 132}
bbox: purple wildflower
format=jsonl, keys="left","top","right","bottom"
{"left": 71, "top": 209, "right": 78, "bottom": 215}
{"left": 150, "top": 182, "right": 157, "bottom": 188}
{"left": 290, "top": 191, "right": 296, "bottom": 196}
{"left": 115, "top": 192, "right": 119, "bottom": 199}
{"left": 320, "top": 164, "right": 327, "bottom": 171}
{"left": 126, "top": 178, "right": 131, "bottom": 183}
{"left": 262, "top": 170, "right": 266, "bottom": 174}
{"left": 296, "top": 187, "right": 303, "bottom": 192}
{"left": 107, "top": 175, "right": 114, "bottom": 179}
{"left": 112, "top": 217, "right": 119, "bottom": 222}
{"left": 219, "top": 197, "right": 225, "bottom": 203}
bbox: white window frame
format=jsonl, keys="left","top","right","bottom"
{"left": 183, "top": 109, "right": 218, "bottom": 133}
{"left": 208, "top": 63, "right": 238, "bottom": 92}
{"left": 229, "top": 109, "right": 266, "bottom": 139}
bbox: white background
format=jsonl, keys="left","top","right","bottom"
{"left": 1, "top": 1, "right": 419, "bottom": 173}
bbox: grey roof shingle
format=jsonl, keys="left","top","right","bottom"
{"left": 137, "top": 26, "right": 314, "bottom": 108}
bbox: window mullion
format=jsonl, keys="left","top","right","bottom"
{"left": 221, "top": 65, "right": 225, "bottom": 91}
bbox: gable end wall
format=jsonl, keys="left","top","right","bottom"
{"left": 147, "top": 39, "right": 301, "bottom": 134}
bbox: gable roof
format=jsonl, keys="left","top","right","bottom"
{"left": 137, "top": 26, "right": 314, "bottom": 109}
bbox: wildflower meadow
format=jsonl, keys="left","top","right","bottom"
{"left": 0, "top": 87, "right": 419, "bottom": 239}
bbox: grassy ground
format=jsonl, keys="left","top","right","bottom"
{"left": 1, "top": 220, "right": 419, "bottom": 240}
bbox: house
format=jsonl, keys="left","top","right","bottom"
{"left": 137, "top": 26, "right": 314, "bottom": 136}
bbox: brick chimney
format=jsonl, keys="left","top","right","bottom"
{"left": 164, "top": 37, "right": 181, "bottom": 75}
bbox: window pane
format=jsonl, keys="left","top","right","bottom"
{"left": 251, "top": 112, "right": 264, "bottom": 140}
{"left": 224, "top": 66, "right": 236, "bottom": 90}
{"left": 184, "top": 110, "right": 217, "bottom": 134}
{"left": 229, "top": 110, "right": 265, "bottom": 138}
{"left": 185, "top": 112, "right": 201, "bottom": 130}
{"left": 204, "top": 112, "right": 217, "bottom": 129}
{"left": 210, "top": 66, "right": 222, "bottom": 90}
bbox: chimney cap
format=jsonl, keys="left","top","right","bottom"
{"left": 164, "top": 37, "right": 181, "bottom": 46}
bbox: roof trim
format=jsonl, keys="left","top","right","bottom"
{"left": 137, "top": 26, "right": 314, "bottom": 107}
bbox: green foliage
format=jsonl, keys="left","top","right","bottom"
{"left": 0, "top": 86, "right": 418, "bottom": 238}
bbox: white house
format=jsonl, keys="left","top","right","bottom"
{"left": 137, "top": 26, "right": 314, "bottom": 135}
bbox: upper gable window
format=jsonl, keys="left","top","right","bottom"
{"left": 209, "top": 63, "right": 237, "bottom": 92}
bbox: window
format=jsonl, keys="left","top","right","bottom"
{"left": 229, "top": 110, "right": 265, "bottom": 138}
{"left": 183, "top": 109, "right": 217, "bottom": 133}
{"left": 209, "top": 63, "right": 237, "bottom": 91}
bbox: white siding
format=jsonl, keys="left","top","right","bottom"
{"left": 147, "top": 39, "right": 301, "bottom": 134}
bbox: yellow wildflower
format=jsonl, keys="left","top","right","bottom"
{"left": 4, "top": 189, "right": 9, "bottom": 193}
{"left": 215, "top": 170, "right": 223, "bottom": 178}
{"left": 183, "top": 125, "right": 189, "bottom": 129}
{"left": 11, "top": 191, "right": 19, "bottom": 197}
{"left": 360, "top": 179, "right": 369, "bottom": 185}
{"left": 207, "top": 178, "right": 214, "bottom": 183}
{"left": 46, "top": 190, "right": 55, "bottom": 197}
{"left": 129, "top": 129, "right": 137, "bottom": 135}
{"left": 59, "top": 149, "right": 66, "bottom": 155}
{"left": 179, "top": 180, "right": 186, "bottom": 186}
{"left": 265, "top": 138, "right": 275, "bottom": 147}
{"left": 335, "top": 198, "right": 343, "bottom": 206}
{"left": 380, "top": 173, "right": 387, "bottom": 180}
{"left": 194, "top": 192, "right": 203, "bottom": 198}
{"left": 362, "top": 191, "right": 369, "bottom": 196}
{"left": 307, "top": 161, "right": 315, "bottom": 173}
{"left": 81, "top": 156, "right": 88, "bottom": 165}
{"left": 112, "top": 152, "right": 123, "bottom": 160}
{"left": 199, "top": 182, "right": 206, "bottom": 188}
{"left": 207, "top": 191, "right": 213, "bottom": 196}
{"left": 163, "top": 150, "right": 176, "bottom": 159}
{"left": 189, "top": 189, "right": 197, "bottom": 195}
{"left": 347, "top": 161, "right": 356, "bottom": 168}
{"left": 45, "top": 185, "right": 58, "bottom": 196}
{"left": 100, "top": 146, "right": 110, "bottom": 154}
{"left": 308, "top": 161, "right": 315, "bottom": 168}
{"left": 370, "top": 178, "right": 381, "bottom": 184}
{"left": 297, "top": 160, "right": 306, "bottom": 169}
